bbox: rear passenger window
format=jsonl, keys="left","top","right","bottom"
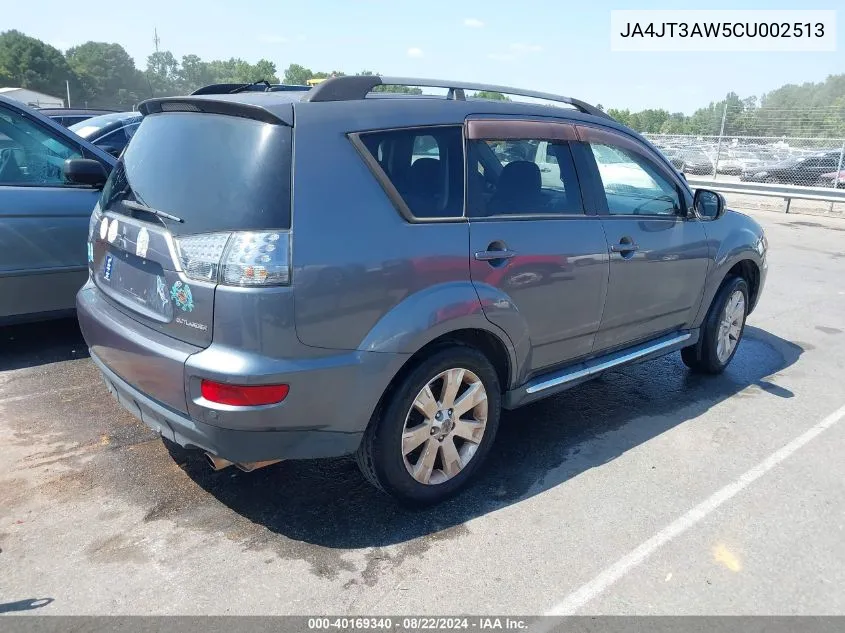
{"left": 466, "top": 138, "right": 583, "bottom": 217}
{"left": 357, "top": 127, "right": 464, "bottom": 219}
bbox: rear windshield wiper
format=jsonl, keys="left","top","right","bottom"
{"left": 122, "top": 200, "right": 184, "bottom": 223}
{"left": 229, "top": 80, "right": 271, "bottom": 94}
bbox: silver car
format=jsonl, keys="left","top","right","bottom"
{"left": 0, "top": 95, "right": 116, "bottom": 323}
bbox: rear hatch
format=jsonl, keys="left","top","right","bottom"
{"left": 88, "top": 103, "right": 293, "bottom": 348}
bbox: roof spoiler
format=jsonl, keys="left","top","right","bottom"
{"left": 302, "top": 75, "right": 612, "bottom": 120}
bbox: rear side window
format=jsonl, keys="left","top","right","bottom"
{"left": 101, "top": 112, "right": 292, "bottom": 233}
{"left": 356, "top": 126, "right": 464, "bottom": 219}
{"left": 466, "top": 138, "right": 583, "bottom": 217}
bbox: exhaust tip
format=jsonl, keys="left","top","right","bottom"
{"left": 205, "top": 453, "right": 234, "bottom": 471}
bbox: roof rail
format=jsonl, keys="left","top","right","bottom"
{"left": 302, "top": 75, "right": 611, "bottom": 120}
{"left": 190, "top": 82, "right": 311, "bottom": 96}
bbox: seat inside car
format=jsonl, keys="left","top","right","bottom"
{"left": 489, "top": 160, "right": 544, "bottom": 215}
{"left": 405, "top": 157, "right": 444, "bottom": 217}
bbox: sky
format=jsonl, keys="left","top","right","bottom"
{"left": 4, "top": 0, "right": 843, "bottom": 113}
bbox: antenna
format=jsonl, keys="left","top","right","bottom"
{"left": 153, "top": 28, "right": 160, "bottom": 53}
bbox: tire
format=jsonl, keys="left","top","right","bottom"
{"left": 682, "top": 276, "right": 749, "bottom": 374}
{"left": 356, "top": 345, "right": 501, "bottom": 506}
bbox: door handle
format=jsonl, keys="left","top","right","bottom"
{"left": 610, "top": 243, "right": 639, "bottom": 253}
{"left": 611, "top": 237, "right": 639, "bottom": 255}
{"left": 475, "top": 249, "right": 517, "bottom": 261}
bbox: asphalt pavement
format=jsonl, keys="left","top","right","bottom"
{"left": 1, "top": 209, "right": 844, "bottom": 615}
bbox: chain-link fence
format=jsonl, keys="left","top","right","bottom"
{"left": 644, "top": 133, "right": 845, "bottom": 189}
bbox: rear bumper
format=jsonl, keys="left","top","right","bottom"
{"left": 92, "top": 352, "right": 363, "bottom": 462}
{"left": 77, "top": 281, "right": 408, "bottom": 462}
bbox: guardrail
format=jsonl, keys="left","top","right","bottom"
{"left": 686, "top": 178, "right": 845, "bottom": 213}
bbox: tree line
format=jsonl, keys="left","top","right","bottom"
{"left": 0, "top": 30, "right": 421, "bottom": 110}
{"left": 605, "top": 77, "right": 845, "bottom": 138}
{"left": 1, "top": 30, "right": 843, "bottom": 137}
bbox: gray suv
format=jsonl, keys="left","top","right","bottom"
{"left": 71, "top": 76, "right": 768, "bottom": 505}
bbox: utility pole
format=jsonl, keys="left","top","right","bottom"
{"left": 712, "top": 99, "right": 728, "bottom": 178}
{"left": 153, "top": 28, "right": 160, "bottom": 53}
{"left": 65, "top": 80, "right": 71, "bottom": 108}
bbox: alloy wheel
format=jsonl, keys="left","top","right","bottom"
{"left": 717, "top": 290, "right": 745, "bottom": 363}
{"left": 401, "top": 368, "right": 488, "bottom": 485}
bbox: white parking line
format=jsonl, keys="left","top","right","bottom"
{"left": 546, "top": 402, "right": 845, "bottom": 616}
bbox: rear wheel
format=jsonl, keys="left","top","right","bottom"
{"left": 356, "top": 346, "right": 501, "bottom": 506}
{"left": 682, "top": 276, "right": 749, "bottom": 374}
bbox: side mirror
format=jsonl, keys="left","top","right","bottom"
{"left": 64, "top": 158, "right": 108, "bottom": 188}
{"left": 693, "top": 188, "right": 726, "bottom": 220}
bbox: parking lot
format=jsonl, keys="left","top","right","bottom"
{"left": 1, "top": 208, "right": 844, "bottom": 615}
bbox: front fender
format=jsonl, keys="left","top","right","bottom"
{"left": 357, "top": 281, "right": 526, "bottom": 388}
{"left": 693, "top": 212, "right": 765, "bottom": 326}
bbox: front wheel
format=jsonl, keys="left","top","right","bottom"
{"left": 356, "top": 346, "right": 501, "bottom": 506}
{"left": 682, "top": 276, "right": 749, "bottom": 374}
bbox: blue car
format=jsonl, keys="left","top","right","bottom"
{"left": 69, "top": 111, "right": 143, "bottom": 158}
{"left": 0, "top": 94, "right": 116, "bottom": 323}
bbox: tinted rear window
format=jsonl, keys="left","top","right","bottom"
{"left": 101, "top": 112, "right": 291, "bottom": 233}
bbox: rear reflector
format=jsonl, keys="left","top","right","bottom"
{"left": 200, "top": 380, "right": 289, "bottom": 406}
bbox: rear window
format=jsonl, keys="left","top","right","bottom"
{"left": 101, "top": 112, "right": 292, "bottom": 233}
{"left": 357, "top": 126, "right": 464, "bottom": 219}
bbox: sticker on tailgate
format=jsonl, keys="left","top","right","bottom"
{"left": 103, "top": 254, "right": 114, "bottom": 281}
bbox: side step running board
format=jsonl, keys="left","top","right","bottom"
{"left": 504, "top": 331, "right": 695, "bottom": 409}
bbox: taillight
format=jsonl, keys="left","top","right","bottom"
{"left": 200, "top": 380, "right": 289, "bottom": 406}
{"left": 221, "top": 232, "right": 290, "bottom": 286}
{"left": 174, "top": 231, "right": 291, "bottom": 286}
{"left": 176, "top": 232, "right": 231, "bottom": 282}
{"left": 88, "top": 203, "right": 103, "bottom": 241}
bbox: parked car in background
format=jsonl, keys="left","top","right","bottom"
{"left": 0, "top": 95, "right": 116, "bottom": 324}
{"left": 740, "top": 151, "right": 842, "bottom": 186}
{"left": 716, "top": 149, "right": 764, "bottom": 175}
{"left": 69, "top": 111, "right": 142, "bottom": 157}
{"left": 73, "top": 76, "right": 767, "bottom": 505}
{"left": 668, "top": 147, "right": 714, "bottom": 175}
{"left": 817, "top": 169, "right": 845, "bottom": 188}
{"left": 38, "top": 107, "right": 118, "bottom": 128}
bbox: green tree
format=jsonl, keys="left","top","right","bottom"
{"left": 0, "top": 30, "right": 79, "bottom": 102}
{"left": 145, "top": 50, "right": 179, "bottom": 96}
{"left": 283, "top": 63, "right": 313, "bottom": 86}
{"left": 474, "top": 90, "right": 509, "bottom": 101}
{"left": 178, "top": 54, "right": 214, "bottom": 92}
{"left": 66, "top": 41, "right": 144, "bottom": 108}
{"left": 606, "top": 108, "right": 633, "bottom": 127}
{"left": 206, "top": 57, "right": 278, "bottom": 84}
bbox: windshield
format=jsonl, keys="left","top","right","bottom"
{"left": 100, "top": 112, "right": 293, "bottom": 234}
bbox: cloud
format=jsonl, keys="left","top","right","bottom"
{"left": 407, "top": 47, "right": 424, "bottom": 58}
{"left": 259, "top": 35, "right": 289, "bottom": 44}
{"left": 464, "top": 18, "right": 485, "bottom": 28}
{"left": 487, "top": 53, "right": 515, "bottom": 62}
{"left": 510, "top": 43, "right": 543, "bottom": 53}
